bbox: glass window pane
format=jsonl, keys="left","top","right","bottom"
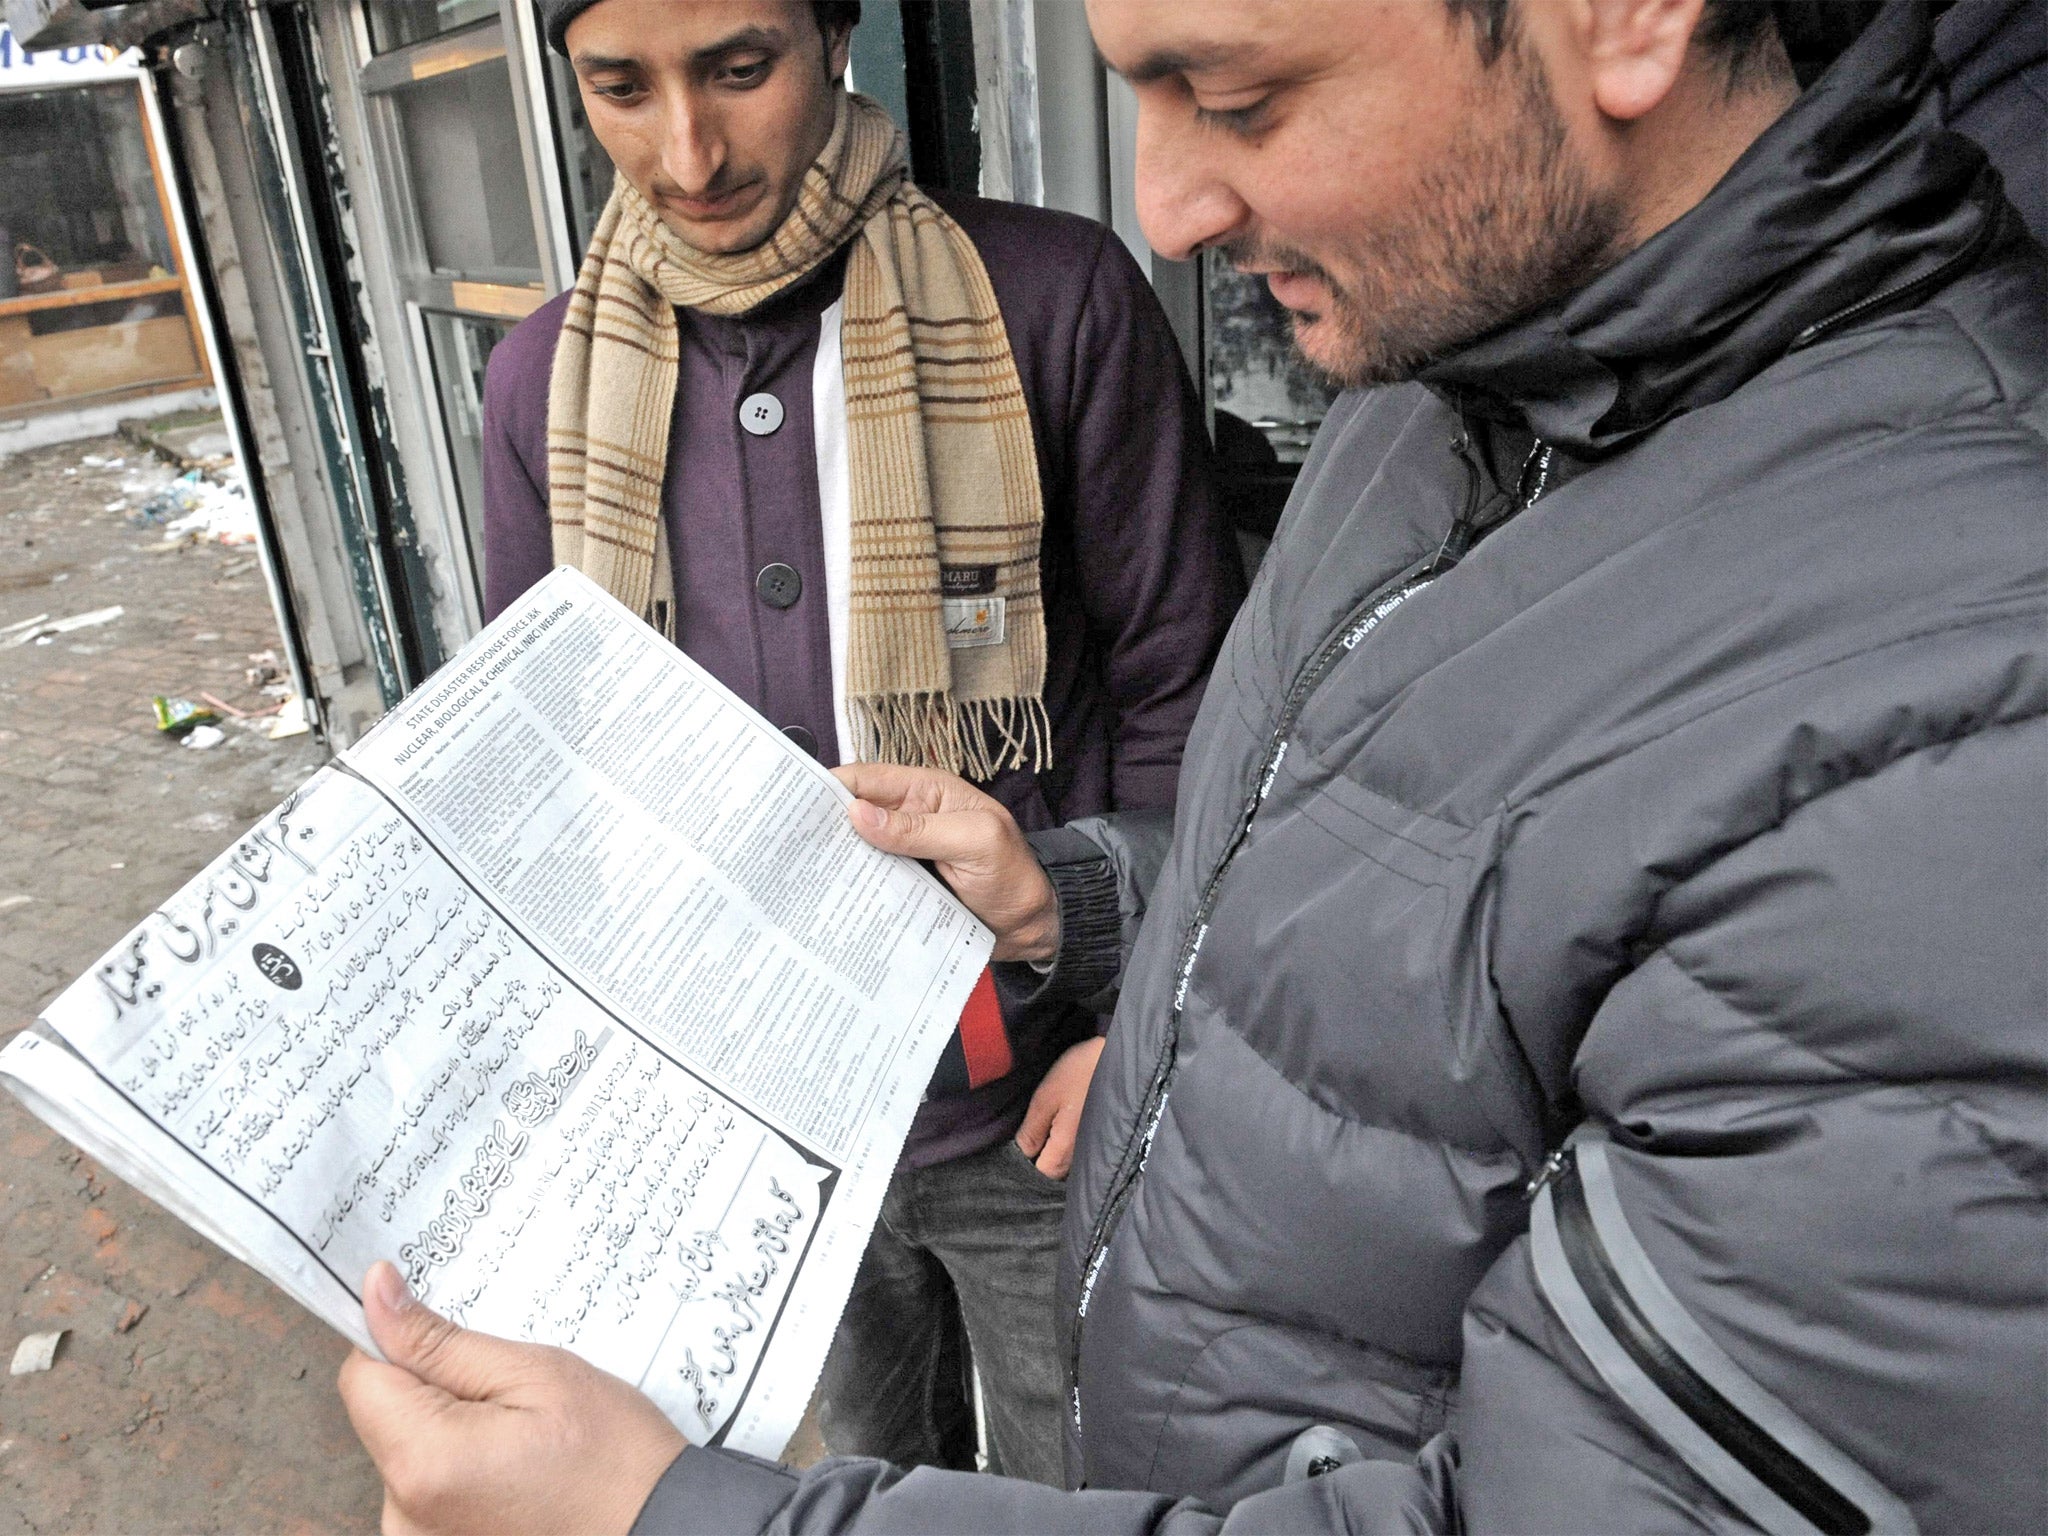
{"left": 389, "top": 55, "right": 542, "bottom": 280}
{"left": 364, "top": 0, "right": 500, "bottom": 55}
{"left": 1202, "top": 252, "right": 1334, "bottom": 466}
{"left": 847, "top": 2, "right": 911, "bottom": 139}
{"left": 0, "top": 81, "right": 175, "bottom": 299}
{"left": 420, "top": 310, "right": 513, "bottom": 590}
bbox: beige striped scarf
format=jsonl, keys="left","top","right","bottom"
{"left": 545, "top": 91, "right": 1048, "bottom": 777}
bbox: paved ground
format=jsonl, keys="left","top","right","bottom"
{"left": 0, "top": 435, "right": 370, "bottom": 1534}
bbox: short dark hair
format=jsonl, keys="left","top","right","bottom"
{"left": 811, "top": 1, "right": 861, "bottom": 76}
{"left": 812, "top": 2, "right": 863, "bottom": 43}
{"left": 1445, "top": 0, "right": 1789, "bottom": 89}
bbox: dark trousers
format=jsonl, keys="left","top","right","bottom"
{"left": 815, "top": 1136, "right": 1068, "bottom": 1485}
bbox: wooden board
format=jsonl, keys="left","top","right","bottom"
{"left": 21, "top": 313, "right": 202, "bottom": 399}
{"left": 0, "top": 276, "right": 189, "bottom": 322}
{"left": 449, "top": 280, "right": 548, "bottom": 320}
{"left": 0, "top": 314, "right": 49, "bottom": 409}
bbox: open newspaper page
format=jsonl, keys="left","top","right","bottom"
{"left": 0, "top": 567, "right": 991, "bottom": 1457}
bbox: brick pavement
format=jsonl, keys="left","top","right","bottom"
{"left": 0, "top": 436, "right": 374, "bottom": 1534}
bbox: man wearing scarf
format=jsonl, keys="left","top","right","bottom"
{"left": 478, "top": 0, "right": 1243, "bottom": 1489}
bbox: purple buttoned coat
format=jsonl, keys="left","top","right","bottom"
{"left": 479, "top": 192, "right": 1243, "bottom": 1165}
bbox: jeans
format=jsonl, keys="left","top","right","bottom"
{"left": 815, "top": 1136, "right": 1068, "bottom": 1486}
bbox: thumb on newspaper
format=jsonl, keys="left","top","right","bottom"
{"left": 340, "top": 1262, "right": 686, "bottom": 1536}
{"left": 357, "top": 1260, "right": 531, "bottom": 1404}
{"left": 833, "top": 763, "right": 1060, "bottom": 962}
{"left": 834, "top": 762, "right": 991, "bottom": 860}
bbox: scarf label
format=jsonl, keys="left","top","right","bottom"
{"left": 942, "top": 595, "right": 1006, "bottom": 649}
{"left": 939, "top": 563, "right": 999, "bottom": 597}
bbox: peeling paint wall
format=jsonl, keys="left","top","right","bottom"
{"left": 157, "top": 17, "right": 392, "bottom": 742}
{"left": 968, "top": 0, "right": 1040, "bottom": 206}
{"left": 166, "top": 5, "right": 419, "bottom": 738}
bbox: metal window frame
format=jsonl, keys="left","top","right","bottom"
{"left": 265, "top": 1, "right": 454, "bottom": 679}
{"left": 942, "top": 0, "right": 1202, "bottom": 398}
{"left": 505, "top": 0, "right": 581, "bottom": 291}
{"left": 1029, "top": 0, "right": 1108, "bottom": 224}
{"left": 899, "top": 0, "right": 980, "bottom": 192}
{"left": 312, "top": 0, "right": 573, "bottom": 640}
{"left": 241, "top": 2, "right": 417, "bottom": 701}
{"left": 398, "top": 300, "right": 485, "bottom": 620}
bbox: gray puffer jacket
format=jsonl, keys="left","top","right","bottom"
{"left": 639, "top": 4, "right": 2046, "bottom": 1531}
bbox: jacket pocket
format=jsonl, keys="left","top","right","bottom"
{"left": 1530, "top": 1129, "right": 1917, "bottom": 1536}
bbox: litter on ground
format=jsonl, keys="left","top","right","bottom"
{"left": 269, "top": 697, "right": 312, "bottom": 739}
{"left": 10, "top": 1331, "right": 67, "bottom": 1376}
{"left": 156, "top": 471, "right": 258, "bottom": 547}
{"left": 152, "top": 696, "right": 219, "bottom": 734}
{"left": 125, "top": 465, "right": 259, "bottom": 545}
{"left": 4, "top": 607, "right": 124, "bottom": 648}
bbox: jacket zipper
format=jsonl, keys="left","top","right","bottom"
{"left": 1525, "top": 1147, "right": 1569, "bottom": 1199}
{"left": 1066, "top": 435, "right": 1503, "bottom": 1438}
{"left": 1790, "top": 197, "right": 2003, "bottom": 351}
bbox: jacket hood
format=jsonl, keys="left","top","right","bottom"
{"left": 1417, "top": 0, "right": 2000, "bottom": 457}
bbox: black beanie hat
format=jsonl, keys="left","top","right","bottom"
{"left": 540, "top": 0, "right": 603, "bottom": 54}
{"left": 542, "top": 1, "right": 863, "bottom": 57}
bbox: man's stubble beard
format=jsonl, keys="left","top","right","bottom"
{"left": 1227, "top": 38, "right": 1631, "bottom": 390}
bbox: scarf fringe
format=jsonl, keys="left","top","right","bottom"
{"left": 851, "top": 693, "right": 1051, "bottom": 780}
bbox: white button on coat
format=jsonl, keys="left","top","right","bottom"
{"left": 740, "top": 392, "right": 785, "bottom": 436}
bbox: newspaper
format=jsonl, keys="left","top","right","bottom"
{"left": 0, "top": 567, "right": 991, "bottom": 1456}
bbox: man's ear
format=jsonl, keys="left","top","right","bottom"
{"left": 828, "top": 19, "right": 855, "bottom": 85}
{"left": 1583, "top": 0, "right": 1706, "bottom": 121}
